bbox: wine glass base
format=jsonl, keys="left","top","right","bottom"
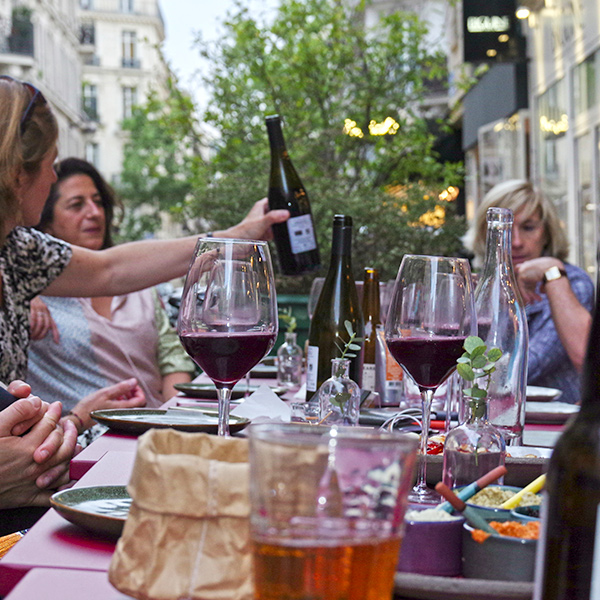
{"left": 407, "top": 485, "right": 442, "bottom": 506}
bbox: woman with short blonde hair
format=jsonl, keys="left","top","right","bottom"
{"left": 468, "top": 179, "right": 569, "bottom": 265}
{"left": 465, "top": 179, "right": 593, "bottom": 404}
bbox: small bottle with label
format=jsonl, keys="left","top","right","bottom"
{"left": 361, "top": 267, "right": 380, "bottom": 392}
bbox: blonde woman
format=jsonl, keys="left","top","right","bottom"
{"left": 466, "top": 180, "right": 593, "bottom": 404}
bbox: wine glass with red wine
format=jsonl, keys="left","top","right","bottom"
{"left": 385, "top": 255, "right": 476, "bottom": 504}
{"left": 177, "top": 238, "right": 278, "bottom": 436}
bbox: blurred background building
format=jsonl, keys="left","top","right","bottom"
{"left": 449, "top": 0, "right": 599, "bottom": 281}
{"left": 0, "top": 0, "right": 168, "bottom": 184}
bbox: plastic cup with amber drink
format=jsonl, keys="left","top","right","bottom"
{"left": 248, "top": 424, "right": 418, "bottom": 600}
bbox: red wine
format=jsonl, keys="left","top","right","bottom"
{"left": 179, "top": 331, "right": 276, "bottom": 385}
{"left": 386, "top": 336, "right": 466, "bottom": 389}
{"left": 266, "top": 115, "right": 320, "bottom": 276}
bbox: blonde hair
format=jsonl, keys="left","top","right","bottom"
{"left": 0, "top": 78, "right": 58, "bottom": 243}
{"left": 465, "top": 180, "right": 569, "bottom": 265}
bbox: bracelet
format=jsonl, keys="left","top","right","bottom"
{"left": 205, "top": 231, "right": 214, "bottom": 238}
{"left": 67, "top": 411, "right": 85, "bottom": 433}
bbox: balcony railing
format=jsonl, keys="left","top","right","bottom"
{"left": 122, "top": 57, "right": 140, "bottom": 69}
{"left": 84, "top": 54, "right": 101, "bottom": 66}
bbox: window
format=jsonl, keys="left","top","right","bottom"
{"left": 122, "top": 31, "right": 139, "bottom": 68}
{"left": 80, "top": 22, "right": 95, "bottom": 45}
{"left": 80, "top": 0, "right": 93, "bottom": 9}
{"left": 120, "top": 0, "right": 134, "bottom": 12}
{"left": 85, "top": 142, "right": 99, "bottom": 168}
{"left": 82, "top": 83, "right": 98, "bottom": 121}
{"left": 122, "top": 86, "right": 137, "bottom": 119}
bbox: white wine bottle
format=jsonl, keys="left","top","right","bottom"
{"left": 265, "top": 115, "right": 320, "bottom": 276}
{"left": 305, "top": 215, "right": 364, "bottom": 400}
{"left": 533, "top": 292, "right": 600, "bottom": 599}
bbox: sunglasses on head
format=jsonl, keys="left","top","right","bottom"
{"left": 0, "top": 75, "right": 47, "bottom": 135}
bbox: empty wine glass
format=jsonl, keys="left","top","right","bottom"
{"left": 385, "top": 255, "right": 476, "bottom": 504}
{"left": 177, "top": 238, "right": 278, "bottom": 436}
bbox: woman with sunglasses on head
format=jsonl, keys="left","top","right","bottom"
{"left": 27, "top": 158, "right": 196, "bottom": 441}
{"left": 465, "top": 180, "right": 593, "bottom": 404}
{"left": 0, "top": 76, "right": 288, "bottom": 514}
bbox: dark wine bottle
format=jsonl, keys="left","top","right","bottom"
{"left": 533, "top": 296, "right": 600, "bottom": 599}
{"left": 305, "top": 215, "right": 364, "bottom": 400}
{"left": 265, "top": 115, "right": 320, "bottom": 276}
{"left": 361, "top": 267, "right": 381, "bottom": 392}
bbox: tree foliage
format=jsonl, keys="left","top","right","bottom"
{"left": 119, "top": 0, "right": 466, "bottom": 291}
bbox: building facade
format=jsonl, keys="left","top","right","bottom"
{"left": 0, "top": 0, "right": 169, "bottom": 185}
{"left": 451, "top": 0, "right": 600, "bottom": 280}
{"left": 78, "top": 0, "right": 169, "bottom": 182}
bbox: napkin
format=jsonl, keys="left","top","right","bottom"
{"left": 230, "top": 384, "right": 291, "bottom": 422}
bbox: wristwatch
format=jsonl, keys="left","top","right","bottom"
{"left": 543, "top": 266, "right": 567, "bottom": 284}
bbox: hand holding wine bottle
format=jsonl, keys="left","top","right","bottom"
{"left": 266, "top": 115, "right": 320, "bottom": 275}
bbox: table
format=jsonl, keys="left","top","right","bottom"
{"left": 0, "top": 451, "right": 134, "bottom": 596}
{"left": 5, "top": 568, "right": 133, "bottom": 600}
{"left": 0, "top": 375, "right": 564, "bottom": 597}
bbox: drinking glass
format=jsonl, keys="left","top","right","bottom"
{"left": 385, "top": 255, "right": 476, "bottom": 504}
{"left": 248, "top": 423, "right": 418, "bottom": 600}
{"left": 177, "top": 238, "right": 278, "bottom": 436}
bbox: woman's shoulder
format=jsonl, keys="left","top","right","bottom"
{"left": 564, "top": 262, "right": 593, "bottom": 283}
{"left": 6, "top": 227, "right": 71, "bottom": 256}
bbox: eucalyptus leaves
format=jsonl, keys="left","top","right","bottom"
{"left": 278, "top": 307, "right": 297, "bottom": 333}
{"left": 456, "top": 336, "right": 502, "bottom": 411}
{"left": 328, "top": 320, "right": 363, "bottom": 409}
{"left": 336, "top": 320, "right": 363, "bottom": 360}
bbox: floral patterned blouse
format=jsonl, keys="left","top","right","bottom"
{"left": 0, "top": 227, "right": 72, "bottom": 384}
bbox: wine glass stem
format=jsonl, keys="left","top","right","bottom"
{"left": 415, "top": 389, "right": 434, "bottom": 491}
{"left": 217, "top": 387, "right": 233, "bottom": 437}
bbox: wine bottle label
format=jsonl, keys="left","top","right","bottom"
{"left": 287, "top": 214, "right": 317, "bottom": 254}
{"left": 306, "top": 345, "right": 319, "bottom": 392}
{"left": 362, "top": 363, "right": 376, "bottom": 391}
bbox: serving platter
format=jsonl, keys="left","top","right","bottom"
{"left": 423, "top": 452, "right": 549, "bottom": 488}
{"left": 525, "top": 401, "right": 579, "bottom": 424}
{"left": 525, "top": 385, "right": 562, "bottom": 402}
{"left": 90, "top": 408, "right": 250, "bottom": 436}
{"left": 174, "top": 382, "right": 287, "bottom": 399}
{"left": 50, "top": 486, "right": 131, "bottom": 538}
{"left": 394, "top": 572, "right": 532, "bottom": 600}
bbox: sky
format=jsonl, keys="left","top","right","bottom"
{"left": 159, "top": 0, "right": 279, "bottom": 112}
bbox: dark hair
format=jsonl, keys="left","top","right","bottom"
{"left": 37, "top": 157, "right": 122, "bottom": 249}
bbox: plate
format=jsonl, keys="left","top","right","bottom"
{"left": 50, "top": 486, "right": 131, "bottom": 538}
{"left": 90, "top": 408, "right": 250, "bottom": 436}
{"left": 424, "top": 452, "right": 549, "bottom": 488}
{"left": 525, "top": 401, "right": 579, "bottom": 424}
{"left": 526, "top": 386, "right": 562, "bottom": 402}
{"left": 250, "top": 364, "right": 278, "bottom": 378}
{"left": 174, "top": 382, "right": 287, "bottom": 399}
{"left": 394, "top": 571, "right": 533, "bottom": 600}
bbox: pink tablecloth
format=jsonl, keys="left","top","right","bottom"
{"left": 5, "top": 568, "right": 133, "bottom": 600}
{"left": 0, "top": 451, "right": 135, "bottom": 596}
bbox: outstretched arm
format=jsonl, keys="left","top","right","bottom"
{"left": 43, "top": 199, "right": 289, "bottom": 298}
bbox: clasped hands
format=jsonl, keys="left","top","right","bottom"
{"left": 0, "top": 380, "right": 79, "bottom": 509}
{"left": 515, "top": 257, "right": 564, "bottom": 305}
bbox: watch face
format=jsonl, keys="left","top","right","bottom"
{"left": 544, "top": 266, "right": 564, "bottom": 282}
